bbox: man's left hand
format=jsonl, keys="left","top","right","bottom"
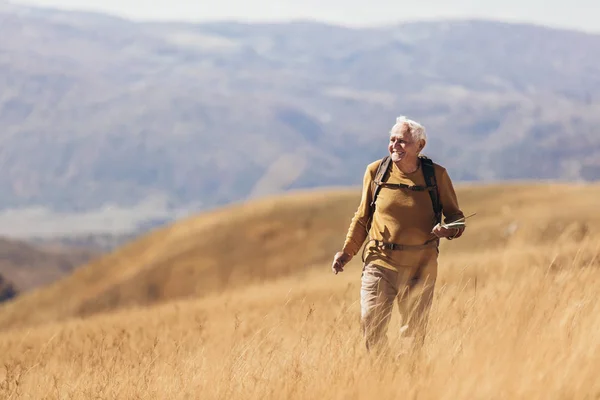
{"left": 432, "top": 223, "right": 463, "bottom": 239}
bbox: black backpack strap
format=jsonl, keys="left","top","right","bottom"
{"left": 377, "top": 182, "right": 434, "bottom": 192}
{"left": 370, "top": 156, "right": 392, "bottom": 211}
{"left": 419, "top": 155, "right": 442, "bottom": 225}
{"left": 365, "top": 156, "right": 392, "bottom": 232}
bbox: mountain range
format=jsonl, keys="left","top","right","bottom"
{"left": 1, "top": 1, "right": 600, "bottom": 232}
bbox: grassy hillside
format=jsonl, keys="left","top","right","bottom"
{"left": 0, "top": 236, "right": 100, "bottom": 294}
{"left": 0, "top": 274, "right": 17, "bottom": 302}
{"left": 0, "top": 182, "right": 598, "bottom": 332}
{"left": 0, "top": 183, "right": 598, "bottom": 398}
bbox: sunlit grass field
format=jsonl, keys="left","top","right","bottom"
{"left": 0, "top": 183, "right": 599, "bottom": 399}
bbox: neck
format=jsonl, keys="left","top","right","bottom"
{"left": 395, "top": 157, "right": 420, "bottom": 174}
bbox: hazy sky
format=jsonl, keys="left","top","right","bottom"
{"left": 12, "top": 0, "right": 600, "bottom": 34}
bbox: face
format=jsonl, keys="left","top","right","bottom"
{"left": 388, "top": 123, "right": 424, "bottom": 163}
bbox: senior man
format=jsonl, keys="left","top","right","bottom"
{"left": 332, "top": 116, "right": 466, "bottom": 354}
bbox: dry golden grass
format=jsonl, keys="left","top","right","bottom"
{"left": 0, "top": 188, "right": 364, "bottom": 329}
{"left": 0, "top": 235, "right": 598, "bottom": 399}
{"left": 1, "top": 182, "right": 599, "bottom": 331}
{"left": 0, "top": 183, "right": 599, "bottom": 398}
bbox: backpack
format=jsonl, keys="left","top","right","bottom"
{"left": 367, "top": 155, "right": 442, "bottom": 230}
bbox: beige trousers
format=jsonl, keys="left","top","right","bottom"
{"left": 360, "top": 257, "right": 437, "bottom": 353}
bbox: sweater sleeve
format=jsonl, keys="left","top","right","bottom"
{"left": 341, "top": 163, "right": 376, "bottom": 256}
{"left": 437, "top": 167, "right": 466, "bottom": 238}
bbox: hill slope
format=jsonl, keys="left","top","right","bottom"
{"left": 0, "top": 192, "right": 598, "bottom": 398}
{"left": 0, "top": 182, "right": 599, "bottom": 330}
{"left": 1, "top": 2, "right": 600, "bottom": 222}
{"left": 0, "top": 273, "right": 17, "bottom": 302}
{"left": 0, "top": 236, "right": 100, "bottom": 294}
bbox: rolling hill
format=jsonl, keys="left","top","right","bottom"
{"left": 0, "top": 182, "right": 598, "bottom": 398}
{"left": 0, "top": 273, "right": 17, "bottom": 302}
{"left": 0, "top": 182, "right": 598, "bottom": 331}
{"left": 0, "top": 236, "right": 100, "bottom": 295}
{"left": 1, "top": 2, "right": 600, "bottom": 233}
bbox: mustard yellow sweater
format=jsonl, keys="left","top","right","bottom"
{"left": 342, "top": 158, "right": 464, "bottom": 271}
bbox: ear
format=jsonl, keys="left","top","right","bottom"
{"left": 417, "top": 139, "right": 425, "bottom": 152}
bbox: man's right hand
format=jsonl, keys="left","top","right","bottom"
{"left": 332, "top": 251, "right": 351, "bottom": 274}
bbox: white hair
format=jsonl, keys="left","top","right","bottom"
{"left": 389, "top": 116, "right": 427, "bottom": 143}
